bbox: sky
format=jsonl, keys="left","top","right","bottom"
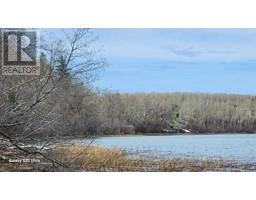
{"left": 52, "top": 29, "right": 256, "bottom": 95}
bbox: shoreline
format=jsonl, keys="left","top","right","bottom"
{"left": 98, "top": 132, "right": 256, "bottom": 138}
{"left": 1, "top": 145, "right": 256, "bottom": 172}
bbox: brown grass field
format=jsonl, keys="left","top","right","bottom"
{"left": 1, "top": 145, "right": 256, "bottom": 172}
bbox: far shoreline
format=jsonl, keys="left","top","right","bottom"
{"left": 51, "top": 132, "right": 256, "bottom": 143}
{"left": 96, "top": 132, "right": 256, "bottom": 138}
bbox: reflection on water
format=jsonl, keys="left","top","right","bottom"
{"left": 74, "top": 134, "right": 256, "bottom": 163}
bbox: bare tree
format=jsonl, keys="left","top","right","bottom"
{"left": 0, "top": 29, "right": 104, "bottom": 169}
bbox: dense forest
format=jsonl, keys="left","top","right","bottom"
{"left": 54, "top": 87, "right": 256, "bottom": 135}
{"left": 4, "top": 63, "right": 256, "bottom": 142}
{"left": 97, "top": 92, "right": 256, "bottom": 134}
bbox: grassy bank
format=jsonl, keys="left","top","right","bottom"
{"left": 53, "top": 145, "right": 256, "bottom": 172}
{"left": 2, "top": 145, "right": 255, "bottom": 172}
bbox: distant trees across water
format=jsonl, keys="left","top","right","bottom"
{"left": 97, "top": 92, "right": 256, "bottom": 134}
{"left": 50, "top": 87, "right": 256, "bottom": 135}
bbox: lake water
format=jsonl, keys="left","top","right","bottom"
{"left": 74, "top": 134, "right": 256, "bottom": 163}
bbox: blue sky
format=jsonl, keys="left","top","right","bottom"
{"left": 53, "top": 29, "right": 256, "bottom": 94}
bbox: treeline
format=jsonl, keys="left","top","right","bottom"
{"left": 96, "top": 92, "right": 256, "bottom": 134}
{"left": 42, "top": 80, "right": 256, "bottom": 135}
{"left": 3, "top": 65, "right": 256, "bottom": 140}
{"left": 44, "top": 87, "right": 256, "bottom": 135}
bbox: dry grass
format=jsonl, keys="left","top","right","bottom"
{"left": 1, "top": 145, "right": 255, "bottom": 171}
{"left": 54, "top": 145, "right": 149, "bottom": 171}
{"left": 53, "top": 145, "right": 256, "bottom": 172}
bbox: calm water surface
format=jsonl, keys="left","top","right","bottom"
{"left": 74, "top": 134, "right": 256, "bottom": 163}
